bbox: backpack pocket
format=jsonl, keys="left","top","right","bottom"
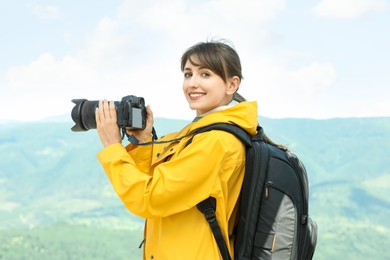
{"left": 253, "top": 184, "right": 296, "bottom": 259}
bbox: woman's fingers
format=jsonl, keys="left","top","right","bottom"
{"left": 96, "top": 100, "right": 122, "bottom": 147}
{"left": 109, "top": 101, "right": 117, "bottom": 121}
{"left": 96, "top": 100, "right": 116, "bottom": 121}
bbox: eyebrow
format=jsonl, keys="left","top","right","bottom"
{"left": 183, "top": 65, "right": 209, "bottom": 71}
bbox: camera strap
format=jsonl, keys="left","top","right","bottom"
{"left": 124, "top": 127, "right": 158, "bottom": 145}
{"left": 127, "top": 130, "right": 197, "bottom": 147}
{"left": 125, "top": 124, "right": 219, "bottom": 147}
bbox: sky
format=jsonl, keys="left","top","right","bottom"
{"left": 0, "top": 0, "right": 389, "bottom": 122}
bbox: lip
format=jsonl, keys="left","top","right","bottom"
{"left": 189, "top": 92, "right": 206, "bottom": 100}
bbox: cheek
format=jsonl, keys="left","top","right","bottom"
{"left": 182, "top": 81, "right": 188, "bottom": 93}
{"left": 182, "top": 82, "right": 188, "bottom": 97}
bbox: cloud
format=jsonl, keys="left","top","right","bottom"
{"left": 5, "top": 0, "right": 340, "bottom": 120}
{"left": 7, "top": 53, "right": 102, "bottom": 90}
{"left": 290, "top": 62, "right": 337, "bottom": 96}
{"left": 6, "top": 15, "right": 141, "bottom": 92}
{"left": 117, "top": 0, "right": 286, "bottom": 44}
{"left": 82, "top": 16, "right": 139, "bottom": 69}
{"left": 239, "top": 57, "right": 337, "bottom": 118}
{"left": 31, "top": 5, "right": 60, "bottom": 20}
{"left": 136, "top": 0, "right": 285, "bottom": 27}
{"left": 7, "top": 0, "right": 288, "bottom": 93}
{"left": 313, "top": 0, "right": 390, "bottom": 19}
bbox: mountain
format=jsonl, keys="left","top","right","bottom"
{"left": 0, "top": 116, "right": 389, "bottom": 259}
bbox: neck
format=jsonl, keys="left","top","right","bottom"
{"left": 195, "top": 100, "right": 239, "bottom": 118}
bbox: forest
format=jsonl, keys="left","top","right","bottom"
{"left": 0, "top": 116, "right": 389, "bottom": 259}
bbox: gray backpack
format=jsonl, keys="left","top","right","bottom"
{"left": 189, "top": 123, "right": 318, "bottom": 260}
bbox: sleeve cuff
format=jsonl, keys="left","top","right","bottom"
{"left": 97, "top": 143, "right": 131, "bottom": 164}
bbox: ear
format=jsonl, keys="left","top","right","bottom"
{"left": 226, "top": 76, "right": 241, "bottom": 95}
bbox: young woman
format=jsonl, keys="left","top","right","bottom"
{"left": 95, "top": 40, "right": 258, "bottom": 259}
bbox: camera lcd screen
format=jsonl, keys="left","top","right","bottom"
{"left": 131, "top": 107, "right": 143, "bottom": 129}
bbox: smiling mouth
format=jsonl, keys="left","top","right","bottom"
{"left": 189, "top": 93, "right": 206, "bottom": 99}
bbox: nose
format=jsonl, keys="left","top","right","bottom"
{"left": 187, "top": 74, "right": 200, "bottom": 89}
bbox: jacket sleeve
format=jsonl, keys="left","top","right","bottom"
{"left": 97, "top": 131, "right": 240, "bottom": 219}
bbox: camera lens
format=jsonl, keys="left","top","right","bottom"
{"left": 71, "top": 99, "right": 99, "bottom": 131}
{"left": 71, "top": 95, "right": 146, "bottom": 132}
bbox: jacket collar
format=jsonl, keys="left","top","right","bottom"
{"left": 184, "top": 101, "right": 258, "bottom": 137}
{"left": 192, "top": 100, "right": 239, "bottom": 122}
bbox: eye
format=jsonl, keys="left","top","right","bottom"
{"left": 184, "top": 72, "right": 192, "bottom": 78}
{"left": 201, "top": 71, "right": 211, "bottom": 77}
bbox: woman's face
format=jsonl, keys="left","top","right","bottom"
{"left": 182, "top": 56, "right": 238, "bottom": 116}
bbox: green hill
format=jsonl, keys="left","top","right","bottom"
{"left": 0, "top": 116, "right": 389, "bottom": 259}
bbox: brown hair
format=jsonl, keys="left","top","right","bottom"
{"left": 181, "top": 40, "right": 243, "bottom": 83}
{"left": 181, "top": 40, "right": 245, "bottom": 103}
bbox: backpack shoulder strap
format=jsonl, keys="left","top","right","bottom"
{"left": 187, "top": 123, "right": 259, "bottom": 147}
{"left": 197, "top": 197, "right": 232, "bottom": 260}
{"left": 187, "top": 123, "right": 261, "bottom": 260}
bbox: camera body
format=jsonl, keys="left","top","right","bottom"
{"left": 71, "top": 95, "right": 146, "bottom": 132}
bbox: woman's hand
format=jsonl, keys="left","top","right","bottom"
{"left": 96, "top": 100, "right": 155, "bottom": 147}
{"left": 126, "top": 105, "right": 154, "bottom": 143}
{"left": 96, "top": 100, "right": 122, "bottom": 148}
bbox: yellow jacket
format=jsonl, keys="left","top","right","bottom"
{"left": 97, "top": 101, "right": 258, "bottom": 259}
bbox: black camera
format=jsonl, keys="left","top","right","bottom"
{"left": 71, "top": 95, "right": 146, "bottom": 132}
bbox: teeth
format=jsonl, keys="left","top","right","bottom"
{"left": 190, "top": 93, "right": 205, "bottom": 97}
